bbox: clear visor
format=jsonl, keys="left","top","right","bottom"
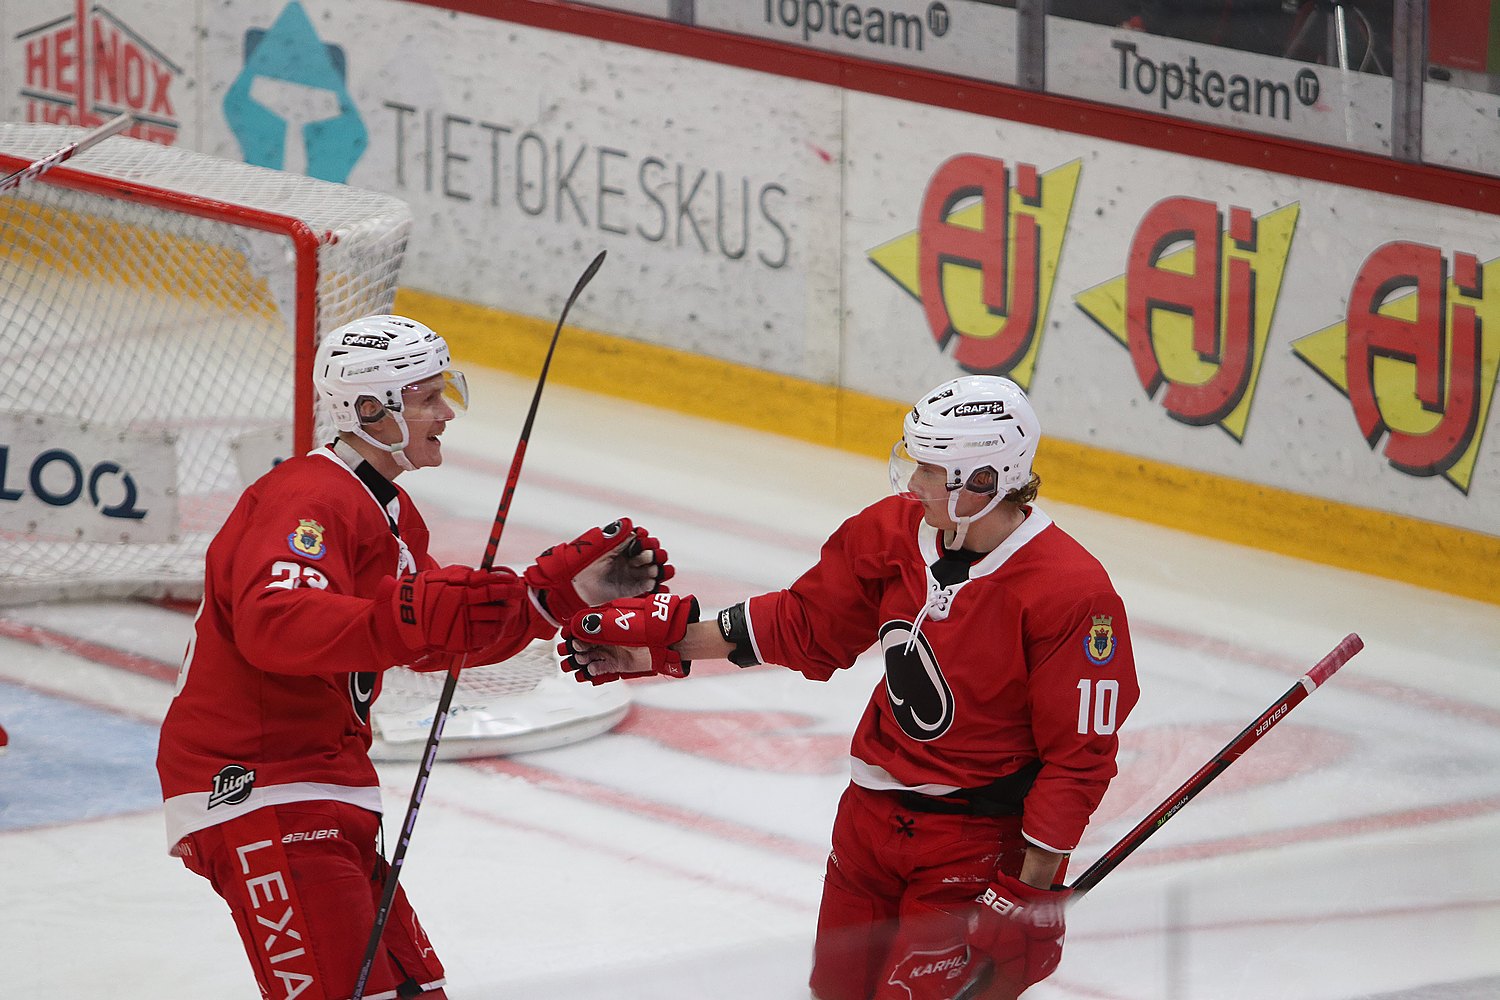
{"left": 397, "top": 369, "right": 469, "bottom": 421}
{"left": 889, "top": 440, "right": 919, "bottom": 498}
{"left": 889, "top": 439, "right": 951, "bottom": 500}
{"left": 891, "top": 439, "right": 998, "bottom": 505}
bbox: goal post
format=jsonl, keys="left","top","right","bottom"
{"left": 0, "top": 123, "right": 410, "bottom": 604}
{"left": 1, "top": 124, "right": 630, "bottom": 757}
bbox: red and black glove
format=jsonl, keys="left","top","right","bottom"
{"left": 557, "top": 593, "right": 699, "bottom": 684}
{"left": 968, "top": 873, "right": 1072, "bottom": 999}
{"left": 523, "top": 517, "right": 674, "bottom": 627}
{"left": 380, "top": 565, "right": 526, "bottom": 656}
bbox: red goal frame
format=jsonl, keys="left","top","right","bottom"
{"left": 0, "top": 151, "right": 324, "bottom": 453}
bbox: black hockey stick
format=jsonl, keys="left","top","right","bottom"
{"left": 352, "top": 250, "right": 606, "bottom": 1000}
{"left": 0, "top": 113, "right": 134, "bottom": 195}
{"left": 954, "top": 632, "right": 1363, "bottom": 1000}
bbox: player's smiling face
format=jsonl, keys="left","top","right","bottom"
{"left": 397, "top": 374, "right": 456, "bottom": 469}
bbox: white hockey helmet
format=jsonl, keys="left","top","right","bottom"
{"left": 889, "top": 375, "right": 1040, "bottom": 547}
{"left": 314, "top": 315, "right": 468, "bottom": 468}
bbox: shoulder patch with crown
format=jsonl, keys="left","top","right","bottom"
{"left": 288, "top": 518, "right": 328, "bottom": 560}
{"left": 1083, "top": 614, "right": 1116, "bottom": 665}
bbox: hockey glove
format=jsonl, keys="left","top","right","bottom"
{"left": 557, "top": 593, "right": 699, "bottom": 684}
{"left": 968, "top": 873, "right": 1071, "bottom": 1000}
{"left": 523, "top": 517, "right": 674, "bottom": 627}
{"left": 383, "top": 565, "right": 527, "bottom": 656}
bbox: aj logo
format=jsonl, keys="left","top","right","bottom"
{"left": 223, "top": 2, "right": 366, "bottom": 181}
{"left": 1292, "top": 243, "right": 1500, "bottom": 493}
{"left": 1077, "top": 197, "right": 1298, "bottom": 439}
{"left": 869, "top": 155, "right": 1082, "bottom": 388}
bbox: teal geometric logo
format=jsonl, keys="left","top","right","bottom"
{"left": 223, "top": 2, "right": 366, "bottom": 182}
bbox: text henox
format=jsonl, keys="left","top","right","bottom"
{"left": 16, "top": 2, "right": 182, "bottom": 145}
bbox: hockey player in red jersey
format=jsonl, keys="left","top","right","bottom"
{"left": 559, "top": 375, "right": 1139, "bottom": 1000}
{"left": 157, "top": 314, "right": 670, "bottom": 1000}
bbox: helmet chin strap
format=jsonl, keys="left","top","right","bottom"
{"left": 353, "top": 408, "right": 416, "bottom": 472}
{"left": 944, "top": 490, "right": 1002, "bottom": 551}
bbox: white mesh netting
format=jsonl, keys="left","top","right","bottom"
{"left": 0, "top": 125, "right": 411, "bottom": 604}
{"left": 372, "top": 641, "right": 631, "bottom": 761}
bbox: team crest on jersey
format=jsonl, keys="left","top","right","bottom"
{"left": 878, "top": 620, "right": 956, "bottom": 741}
{"left": 1084, "top": 614, "right": 1116, "bottom": 665}
{"left": 288, "top": 518, "right": 328, "bottom": 560}
{"left": 349, "top": 671, "right": 376, "bottom": 725}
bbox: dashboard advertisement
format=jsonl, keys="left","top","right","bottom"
{"left": 2, "top": 0, "right": 1495, "bottom": 547}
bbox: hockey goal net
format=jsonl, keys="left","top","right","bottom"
{"left": 1, "top": 125, "right": 629, "bottom": 755}
{"left": 372, "top": 640, "right": 630, "bottom": 761}
{"left": 0, "top": 124, "right": 409, "bottom": 605}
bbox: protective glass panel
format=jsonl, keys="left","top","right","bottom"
{"left": 1045, "top": 3, "right": 1394, "bottom": 156}
{"left": 1422, "top": 3, "right": 1500, "bottom": 175}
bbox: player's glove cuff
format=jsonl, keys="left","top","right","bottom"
{"left": 527, "top": 586, "right": 562, "bottom": 629}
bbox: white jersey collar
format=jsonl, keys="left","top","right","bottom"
{"left": 313, "top": 443, "right": 415, "bottom": 574}
{"left": 916, "top": 504, "right": 1053, "bottom": 581}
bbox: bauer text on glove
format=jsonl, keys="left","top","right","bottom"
{"left": 378, "top": 566, "right": 526, "bottom": 657}
{"left": 557, "top": 593, "right": 699, "bottom": 683}
{"left": 967, "top": 872, "right": 1071, "bottom": 1000}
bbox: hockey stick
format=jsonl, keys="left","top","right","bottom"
{"left": 0, "top": 113, "right": 134, "bottom": 196}
{"left": 954, "top": 632, "right": 1364, "bottom": 1000}
{"left": 351, "top": 249, "right": 607, "bottom": 1000}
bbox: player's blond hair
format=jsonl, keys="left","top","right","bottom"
{"left": 1003, "top": 472, "right": 1041, "bottom": 506}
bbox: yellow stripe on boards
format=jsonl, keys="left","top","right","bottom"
{"left": 1038, "top": 440, "right": 1500, "bottom": 607}
{"left": 394, "top": 288, "right": 1500, "bottom": 607}
{"left": 395, "top": 287, "right": 845, "bottom": 446}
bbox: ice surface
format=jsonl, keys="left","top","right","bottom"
{"left": 2, "top": 368, "right": 1497, "bottom": 998}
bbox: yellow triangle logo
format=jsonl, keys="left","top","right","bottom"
{"left": 867, "top": 158, "right": 1082, "bottom": 390}
{"left": 1291, "top": 256, "right": 1500, "bottom": 493}
{"left": 1074, "top": 202, "right": 1299, "bottom": 441}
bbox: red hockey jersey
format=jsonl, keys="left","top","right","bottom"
{"left": 157, "top": 446, "right": 550, "bottom": 850}
{"left": 744, "top": 496, "right": 1139, "bottom": 853}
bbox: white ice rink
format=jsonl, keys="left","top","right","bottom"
{"left": 3, "top": 366, "right": 1498, "bottom": 999}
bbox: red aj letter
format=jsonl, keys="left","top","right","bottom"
{"left": 1346, "top": 242, "right": 1482, "bottom": 478}
{"left": 918, "top": 155, "right": 1041, "bottom": 373}
{"left": 1125, "top": 197, "right": 1257, "bottom": 425}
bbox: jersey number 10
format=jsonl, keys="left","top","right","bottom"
{"left": 1076, "top": 678, "right": 1121, "bottom": 735}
